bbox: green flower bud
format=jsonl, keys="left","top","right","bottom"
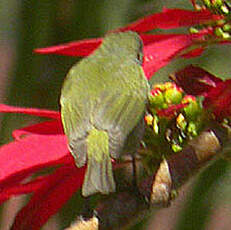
{"left": 213, "top": 0, "right": 223, "bottom": 8}
{"left": 215, "top": 27, "right": 230, "bottom": 38}
{"left": 153, "top": 115, "right": 159, "bottom": 134}
{"left": 164, "top": 85, "right": 183, "bottom": 105}
{"left": 215, "top": 27, "right": 224, "bottom": 36}
{"left": 149, "top": 88, "right": 165, "bottom": 109}
{"left": 172, "top": 144, "right": 182, "bottom": 152}
{"left": 187, "top": 121, "right": 198, "bottom": 137}
{"left": 176, "top": 113, "right": 187, "bottom": 130}
{"left": 203, "top": 0, "right": 211, "bottom": 8}
{"left": 183, "top": 96, "right": 202, "bottom": 121}
{"left": 221, "top": 5, "right": 229, "bottom": 14}
{"left": 189, "top": 27, "right": 199, "bottom": 34}
{"left": 223, "top": 23, "right": 231, "bottom": 32}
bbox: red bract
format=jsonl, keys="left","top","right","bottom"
{"left": 34, "top": 8, "right": 221, "bottom": 79}
{"left": 11, "top": 166, "right": 85, "bottom": 230}
{"left": 34, "top": 38, "right": 102, "bottom": 57}
{"left": 170, "top": 65, "right": 223, "bottom": 96}
{"left": 142, "top": 33, "right": 207, "bottom": 79}
{"left": 203, "top": 79, "right": 231, "bottom": 119}
{"left": 117, "top": 8, "right": 221, "bottom": 33}
{"left": 0, "top": 104, "right": 60, "bottom": 119}
{"left": 0, "top": 104, "right": 84, "bottom": 230}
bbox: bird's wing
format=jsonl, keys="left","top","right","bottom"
{"left": 60, "top": 93, "right": 92, "bottom": 167}
{"left": 93, "top": 86, "right": 147, "bottom": 159}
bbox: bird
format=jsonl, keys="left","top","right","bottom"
{"left": 60, "top": 31, "right": 150, "bottom": 197}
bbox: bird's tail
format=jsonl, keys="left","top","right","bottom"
{"left": 82, "top": 128, "right": 115, "bottom": 197}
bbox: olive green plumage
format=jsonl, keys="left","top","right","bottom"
{"left": 60, "top": 31, "right": 149, "bottom": 197}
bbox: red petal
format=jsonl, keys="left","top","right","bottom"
{"left": 0, "top": 176, "right": 51, "bottom": 204}
{"left": 118, "top": 8, "right": 221, "bottom": 33}
{"left": 143, "top": 34, "right": 203, "bottom": 79}
{"left": 140, "top": 33, "right": 185, "bottom": 45}
{"left": 0, "top": 104, "right": 60, "bottom": 119}
{"left": 12, "top": 120, "right": 64, "bottom": 140}
{"left": 171, "top": 65, "right": 222, "bottom": 96}
{"left": 34, "top": 38, "right": 102, "bottom": 56}
{"left": 0, "top": 134, "right": 72, "bottom": 188}
{"left": 203, "top": 79, "right": 231, "bottom": 119}
{"left": 11, "top": 165, "right": 85, "bottom": 230}
{"left": 181, "top": 47, "right": 204, "bottom": 58}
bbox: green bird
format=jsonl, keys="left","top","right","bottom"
{"left": 60, "top": 31, "right": 149, "bottom": 197}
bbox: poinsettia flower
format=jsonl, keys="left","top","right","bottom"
{"left": 34, "top": 7, "right": 224, "bottom": 79}
{"left": 0, "top": 104, "right": 85, "bottom": 230}
{"left": 1, "top": 3, "right": 230, "bottom": 229}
